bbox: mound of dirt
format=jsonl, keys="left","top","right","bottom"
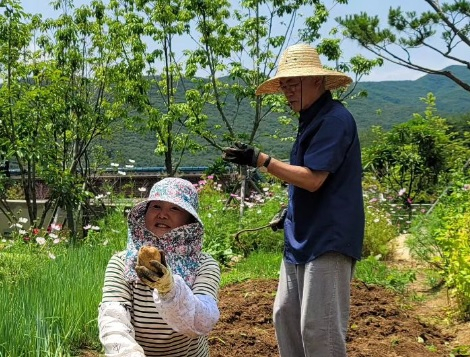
{"left": 209, "top": 279, "right": 454, "bottom": 357}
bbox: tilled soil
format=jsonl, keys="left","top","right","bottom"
{"left": 208, "top": 279, "right": 459, "bottom": 357}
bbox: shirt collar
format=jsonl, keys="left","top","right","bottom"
{"left": 298, "top": 90, "right": 332, "bottom": 132}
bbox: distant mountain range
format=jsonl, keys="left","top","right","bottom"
{"left": 104, "top": 65, "right": 470, "bottom": 168}
{"left": 347, "top": 65, "right": 470, "bottom": 130}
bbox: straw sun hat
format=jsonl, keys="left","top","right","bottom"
{"left": 255, "top": 43, "right": 352, "bottom": 95}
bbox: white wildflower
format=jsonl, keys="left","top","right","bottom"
{"left": 36, "top": 237, "right": 46, "bottom": 245}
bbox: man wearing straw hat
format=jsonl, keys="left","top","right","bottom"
{"left": 222, "top": 43, "right": 364, "bottom": 356}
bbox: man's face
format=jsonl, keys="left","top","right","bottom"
{"left": 145, "top": 200, "right": 193, "bottom": 237}
{"left": 279, "top": 76, "right": 325, "bottom": 112}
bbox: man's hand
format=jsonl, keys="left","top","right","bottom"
{"left": 222, "top": 142, "right": 260, "bottom": 167}
{"left": 136, "top": 252, "right": 174, "bottom": 296}
{"left": 269, "top": 207, "right": 287, "bottom": 231}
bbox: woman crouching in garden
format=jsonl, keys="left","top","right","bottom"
{"left": 98, "top": 177, "right": 221, "bottom": 357}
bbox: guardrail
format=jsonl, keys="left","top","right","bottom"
{"left": 6, "top": 166, "right": 211, "bottom": 178}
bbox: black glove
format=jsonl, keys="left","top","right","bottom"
{"left": 270, "top": 207, "right": 287, "bottom": 231}
{"left": 222, "top": 142, "right": 260, "bottom": 167}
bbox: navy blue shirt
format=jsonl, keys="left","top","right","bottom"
{"left": 284, "top": 91, "right": 365, "bottom": 263}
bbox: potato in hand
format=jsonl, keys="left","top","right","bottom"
{"left": 137, "top": 246, "right": 162, "bottom": 270}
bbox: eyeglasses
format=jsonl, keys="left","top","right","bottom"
{"left": 279, "top": 79, "right": 302, "bottom": 93}
{"left": 279, "top": 77, "right": 324, "bottom": 92}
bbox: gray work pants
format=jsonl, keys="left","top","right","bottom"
{"left": 273, "top": 252, "right": 355, "bottom": 357}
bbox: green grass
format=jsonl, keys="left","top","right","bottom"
{"left": 354, "top": 255, "right": 417, "bottom": 294}
{"left": 221, "top": 251, "right": 282, "bottom": 287}
{"left": 0, "top": 245, "right": 113, "bottom": 357}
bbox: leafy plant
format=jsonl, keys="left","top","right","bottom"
{"left": 355, "top": 255, "right": 416, "bottom": 294}
{"left": 409, "top": 177, "right": 470, "bottom": 319}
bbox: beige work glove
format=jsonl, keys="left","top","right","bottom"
{"left": 135, "top": 251, "right": 174, "bottom": 296}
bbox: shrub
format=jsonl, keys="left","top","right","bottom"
{"left": 408, "top": 179, "right": 470, "bottom": 319}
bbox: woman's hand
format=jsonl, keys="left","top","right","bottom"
{"left": 136, "top": 252, "right": 174, "bottom": 296}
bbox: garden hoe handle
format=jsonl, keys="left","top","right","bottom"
{"left": 234, "top": 223, "right": 271, "bottom": 241}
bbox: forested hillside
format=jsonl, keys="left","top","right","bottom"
{"left": 100, "top": 65, "right": 470, "bottom": 168}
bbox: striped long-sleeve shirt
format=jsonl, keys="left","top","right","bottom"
{"left": 98, "top": 251, "right": 220, "bottom": 357}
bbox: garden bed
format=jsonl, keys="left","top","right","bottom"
{"left": 208, "top": 279, "right": 469, "bottom": 357}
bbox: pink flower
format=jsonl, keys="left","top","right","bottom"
{"left": 50, "top": 224, "right": 62, "bottom": 231}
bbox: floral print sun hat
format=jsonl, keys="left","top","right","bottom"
{"left": 137, "top": 177, "right": 202, "bottom": 227}
{"left": 124, "top": 177, "right": 204, "bottom": 286}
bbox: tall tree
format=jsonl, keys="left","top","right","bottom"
{"left": 36, "top": 0, "right": 144, "bottom": 239}
{"left": 112, "top": 0, "right": 200, "bottom": 176}
{"left": 0, "top": 0, "right": 46, "bottom": 225}
{"left": 0, "top": 0, "right": 141, "bottom": 239}
{"left": 337, "top": 0, "right": 470, "bottom": 92}
{"left": 185, "top": 0, "right": 381, "bottom": 214}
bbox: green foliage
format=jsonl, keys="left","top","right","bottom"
{"left": 355, "top": 255, "right": 416, "bottom": 294}
{"left": 450, "top": 344, "right": 470, "bottom": 357}
{"left": 198, "top": 176, "right": 286, "bottom": 264}
{"left": 89, "top": 69, "right": 470, "bottom": 167}
{"left": 409, "top": 176, "right": 470, "bottom": 320}
{"left": 0, "top": 252, "right": 44, "bottom": 285}
{"left": 337, "top": 2, "right": 470, "bottom": 93}
{"left": 0, "top": 0, "right": 147, "bottom": 238}
{"left": 220, "top": 251, "right": 282, "bottom": 287}
{"left": 363, "top": 93, "right": 470, "bottom": 209}
{"left": 0, "top": 229, "right": 112, "bottom": 356}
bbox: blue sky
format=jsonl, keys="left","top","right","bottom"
{"left": 21, "top": 0, "right": 465, "bottom": 82}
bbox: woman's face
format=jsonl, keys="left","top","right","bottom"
{"left": 145, "top": 200, "right": 193, "bottom": 237}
